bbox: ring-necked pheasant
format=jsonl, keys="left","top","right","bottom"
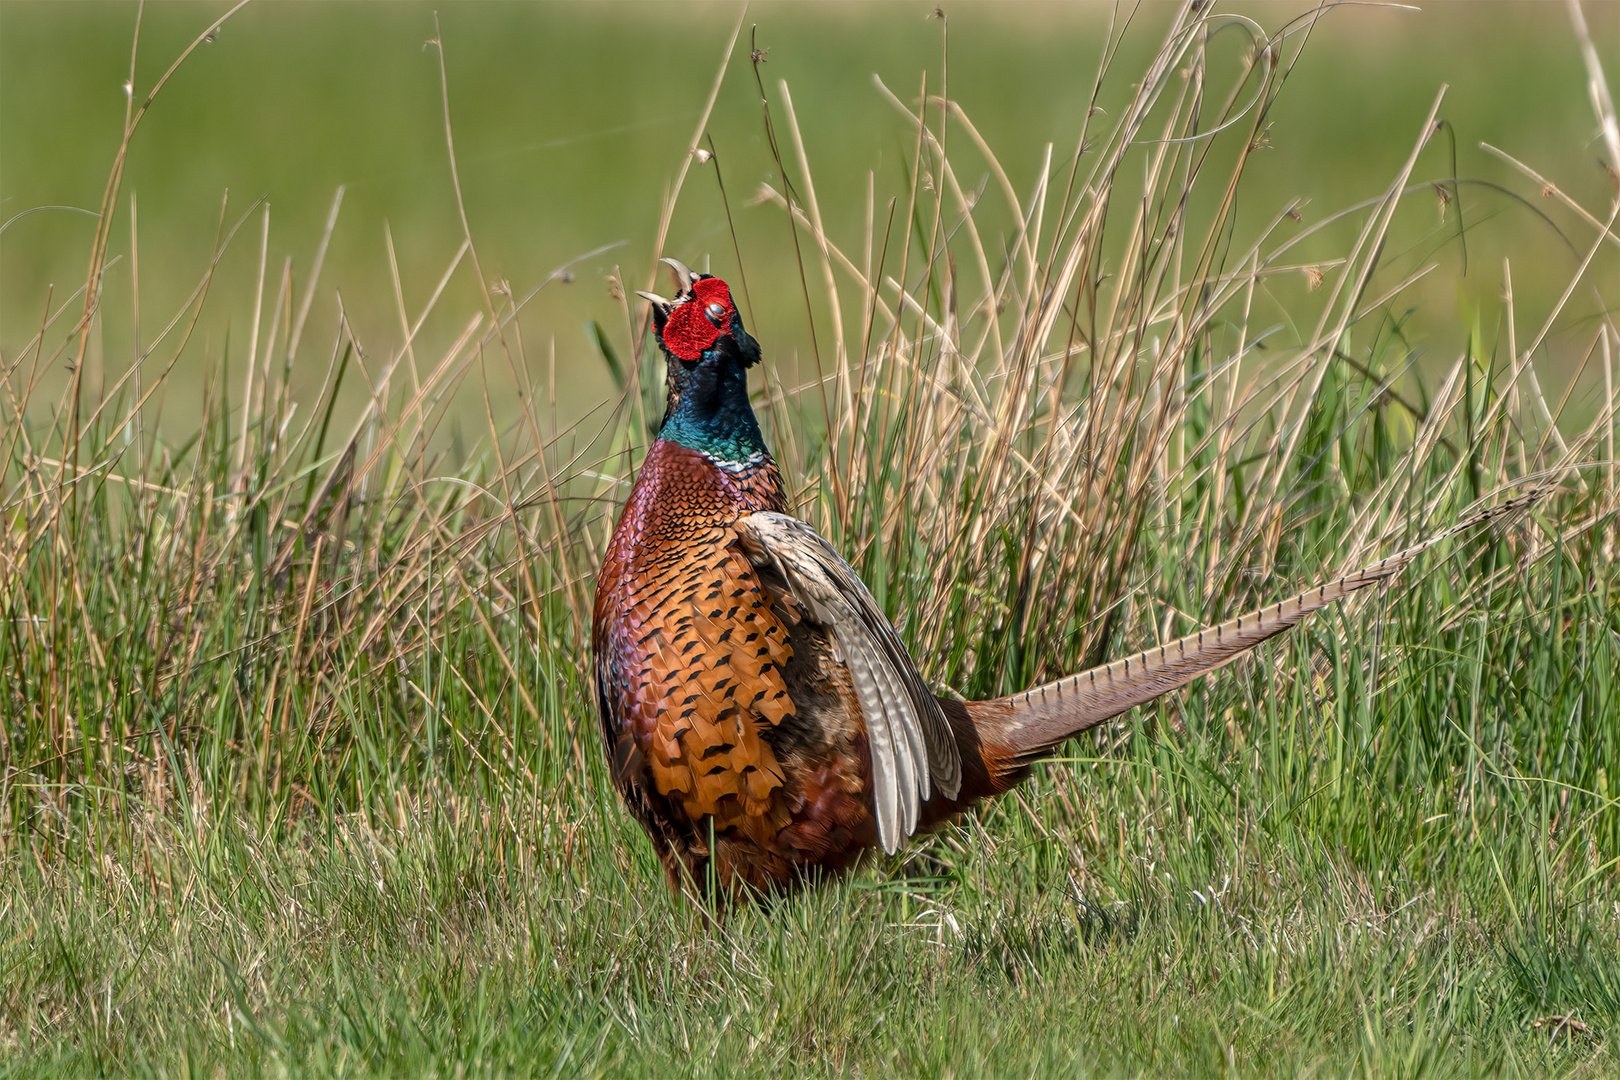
{"left": 593, "top": 258, "right": 1531, "bottom": 905}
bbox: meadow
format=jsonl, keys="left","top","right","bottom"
{"left": 1, "top": 1, "right": 1618, "bottom": 1075}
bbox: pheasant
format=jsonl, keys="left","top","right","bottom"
{"left": 593, "top": 258, "right": 1530, "bottom": 905}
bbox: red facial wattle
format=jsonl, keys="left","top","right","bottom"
{"left": 661, "top": 277, "right": 738, "bottom": 361}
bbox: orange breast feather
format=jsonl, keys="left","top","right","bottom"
{"left": 621, "top": 524, "right": 797, "bottom": 838}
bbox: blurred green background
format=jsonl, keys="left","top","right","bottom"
{"left": 1, "top": 1, "right": 1614, "bottom": 443}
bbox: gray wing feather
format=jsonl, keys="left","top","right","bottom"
{"left": 733, "top": 511, "right": 961, "bottom": 853}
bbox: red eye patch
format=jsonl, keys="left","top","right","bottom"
{"left": 660, "top": 276, "right": 737, "bottom": 361}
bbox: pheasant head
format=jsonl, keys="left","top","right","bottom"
{"left": 640, "top": 259, "right": 766, "bottom": 466}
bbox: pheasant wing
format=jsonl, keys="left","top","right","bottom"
{"left": 733, "top": 511, "right": 961, "bottom": 853}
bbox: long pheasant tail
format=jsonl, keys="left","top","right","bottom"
{"left": 996, "top": 489, "right": 1548, "bottom": 759}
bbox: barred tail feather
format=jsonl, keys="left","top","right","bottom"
{"left": 997, "top": 490, "right": 1546, "bottom": 758}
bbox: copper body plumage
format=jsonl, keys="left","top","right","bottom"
{"left": 592, "top": 259, "right": 1521, "bottom": 906}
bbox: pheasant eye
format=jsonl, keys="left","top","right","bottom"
{"left": 705, "top": 302, "right": 727, "bottom": 326}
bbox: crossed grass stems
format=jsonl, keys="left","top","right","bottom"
{"left": 1, "top": 0, "right": 1617, "bottom": 1037}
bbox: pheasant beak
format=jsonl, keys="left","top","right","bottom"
{"left": 636, "top": 290, "right": 672, "bottom": 313}
{"left": 660, "top": 257, "right": 702, "bottom": 295}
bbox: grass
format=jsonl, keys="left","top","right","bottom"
{"left": 2, "top": 1, "right": 1611, "bottom": 422}
{"left": 3, "top": 2, "right": 1619, "bottom": 1076}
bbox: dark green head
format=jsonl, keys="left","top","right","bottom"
{"left": 641, "top": 259, "right": 767, "bottom": 466}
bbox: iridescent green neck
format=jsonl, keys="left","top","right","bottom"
{"left": 658, "top": 354, "right": 768, "bottom": 466}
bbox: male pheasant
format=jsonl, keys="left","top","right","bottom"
{"left": 593, "top": 258, "right": 1526, "bottom": 905}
